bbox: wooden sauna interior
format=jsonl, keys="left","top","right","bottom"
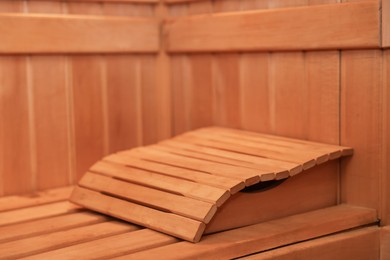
{"left": 0, "top": 0, "right": 389, "bottom": 258}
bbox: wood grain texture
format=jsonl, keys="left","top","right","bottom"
{"left": 0, "top": 56, "right": 32, "bottom": 195}
{"left": 0, "top": 201, "right": 79, "bottom": 227}
{"left": 341, "top": 50, "right": 382, "bottom": 212}
{"left": 383, "top": 0, "right": 390, "bottom": 48}
{"left": 125, "top": 205, "right": 377, "bottom": 259}
{"left": 381, "top": 226, "right": 390, "bottom": 260}
{"left": 239, "top": 53, "right": 270, "bottom": 133}
{"left": 105, "top": 55, "right": 143, "bottom": 153}
{"left": 0, "top": 186, "right": 73, "bottom": 213}
{"left": 24, "top": 229, "right": 178, "bottom": 260}
{"left": 71, "top": 187, "right": 206, "bottom": 242}
{"left": 241, "top": 227, "right": 380, "bottom": 260}
{"left": 70, "top": 55, "right": 106, "bottom": 181}
{"left": 0, "top": 221, "right": 136, "bottom": 259}
{"left": 384, "top": 50, "right": 390, "bottom": 225}
{"left": 0, "top": 211, "right": 108, "bottom": 244}
{"left": 205, "top": 163, "right": 338, "bottom": 234}
{"left": 269, "top": 52, "right": 307, "bottom": 138}
{"left": 165, "top": 2, "right": 380, "bottom": 52}
{"left": 0, "top": 13, "right": 159, "bottom": 53}
{"left": 30, "top": 56, "right": 71, "bottom": 189}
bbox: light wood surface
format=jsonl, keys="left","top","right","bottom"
{"left": 381, "top": 226, "right": 390, "bottom": 260}
{"left": 0, "top": 221, "right": 137, "bottom": 259}
{"left": 71, "top": 127, "right": 352, "bottom": 242}
{"left": 165, "top": 2, "right": 379, "bottom": 52}
{"left": 0, "top": 211, "right": 109, "bottom": 243}
{"left": 0, "top": 13, "right": 159, "bottom": 53}
{"left": 383, "top": 0, "right": 390, "bottom": 48}
{"left": 205, "top": 163, "right": 338, "bottom": 234}
{"left": 385, "top": 50, "right": 390, "bottom": 225}
{"left": 0, "top": 201, "right": 80, "bottom": 227}
{"left": 71, "top": 187, "right": 206, "bottom": 242}
{"left": 0, "top": 186, "right": 73, "bottom": 212}
{"left": 125, "top": 205, "right": 377, "bottom": 259}
{"left": 241, "top": 227, "right": 380, "bottom": 260}
{"left": 79, "top": 173, "right": 217, "bottom": 222}
{"left": 341, "top": 50, "right": 382, "bottom": 212}
{"left": 90, "top": 161, "right": 230, "bottom": 206}
{"left": 0, "top": 188, "right": 379, "bottom": 259}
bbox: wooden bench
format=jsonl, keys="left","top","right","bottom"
{"left": 0, "top": 187, "right": 378, "bottom": 259}
{"left": 0, "top": 127, "right": 382, "bottom": 258}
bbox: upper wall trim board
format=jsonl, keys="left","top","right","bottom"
{"left": 164, "top": 2, "right": 380, "bottom": 53}
{"left": 0, "top": 13, "right": 159, "bottom": 54}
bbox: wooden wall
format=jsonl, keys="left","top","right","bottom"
{"left": 0, "top": 0, "right": 170, "bottom": 196}
{"left": 0, "top": 0, "right": 389, "bottom": 230}
{"left": 165, "top": 0, "right": 389, "bottom": 225}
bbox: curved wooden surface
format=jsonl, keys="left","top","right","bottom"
{"left": 70, "top": 127, "right": 353, "bottom": 242}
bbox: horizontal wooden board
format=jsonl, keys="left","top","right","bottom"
{"left": 24, "top": 229, "right": 178, "bottom": 260}
{"left": 241, "top": 227, "right": 379, "bottom": 260}
{"left": 0, "top": 211, "right": 109, "bottom": 243}
{"left": 159, "top": 140, "right": 303, "bottom": 176}
{"left": 0, "top": 201, "right": 80, "bottom": 227}
{"left": 79, "top": 173, "right": 217, "bottom": 223}
{"left": 165, "top": 2, "right": 380, "bottom": 52}
{"left": 0, "top": 13, "right": 159, "bottom": 53}
{"left": 90, "top": 161, "right": 230, "bottom": 206}
{"left": 70, "top": 187, "right": 206, "bottom": 242}
{"left": 0, "top": 186, "right": 73, "bottom": 212}
{"left": 128, "top": 148, "right": 262, "bottom": 185}
{"left": 0, "top": 221, "right": 137, "bottom": 259}
{"left": 104, "top": 153, "right": 245, "bottom": 194}
{"left": 121, "top": 205, "right": 377, "bottom": 259}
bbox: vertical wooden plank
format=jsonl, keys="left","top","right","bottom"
{"left": 239, "top": 1, "right": 270, "bottom": 133}
{"left": 269, "top": 52, "right": 307, "bottom": 139}
{"left": 102, "top": 4, "right": 143, "bottom": 153}
{"left": 103, "top": 3, "right": 137, "bottom": 16}
{"left": 188, "top": 2, "right": 214, "bottom": 130}
{"left": 170, "top": 4, "right": 191, "bottom": 135}
{"left": 341, "top": 50, "right": 382, "bottom": 212}
{"left": 383, "top": 0, "right": 390, "bottom": 48}
{"left": 71, "top": 55, "right": 105, "bottom": 181}
{"left": 0, "top": 57, "right": 32, "bottom": 195}
{"left": 267, "top": 0, "right": 309, "bottom": 139}
{"left": 0, "top": 1, "right": 23, "bottom": 11}
{"left": 213, "top": 54, "right": 241, "bottom": 128}
{"left": 212, "top": 0, "right": 241, "bottom": 129}
{"left": 67, "top": 3, "right": 106, "bottom": 181}
{"left": 27, "top": 0, "right": 71, "bottom": 191}
{"left": 27, "top": 1, "right": 63, "bottom": 13}
{"left": 140, "top": 55, "right": 159, "bottom": 145}
{"left": 240, "top": 0, "right": 268, "bottom": 10}
{"left": 306, "top": 51, "right": 340, "bottom": 144}
{"left": 0, "top": 2, "right": 32, "bottom": 196}
{"left": 102, "top": 55, "right": 143, "bottom": 153}
{"left": 384, "top": 50, "right": 390, "bottom": 225}
{"left": 308, "top": 0, "right": 338, "bottom": 5}
{"left": 268, "top": 0, "right": 308, "bottom": 8}
{"left": 29, "top": 57, "right": 71, "bottom": 189}
{"left": 155, "top": 3, "right": 172, "bottom": 141}
{"left": 382, "top": 227, "right": 390, "bottom": 260}
{"left": 239, "top": 53, "right": 270, "bottom": 133}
